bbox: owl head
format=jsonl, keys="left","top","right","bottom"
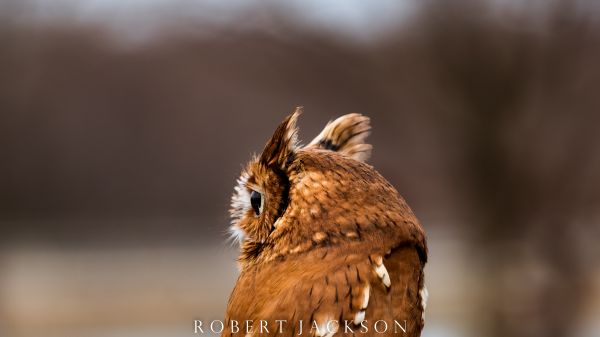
{"left": 229, "top": 107, "right": 419, "bottom": 268}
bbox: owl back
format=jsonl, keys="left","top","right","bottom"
{"left": 225, "top": 109, "right": 427, "bottom": 337}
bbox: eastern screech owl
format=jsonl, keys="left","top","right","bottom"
{"left": 225, "top": 108, "right": 427, "bottom": 337}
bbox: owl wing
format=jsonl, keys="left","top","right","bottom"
{"left": 224, "top": 242, "right": 425, "bottom": 337}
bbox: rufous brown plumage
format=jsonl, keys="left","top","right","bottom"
{"left": 226, "top": 107, "right": 428, "bottom": 337}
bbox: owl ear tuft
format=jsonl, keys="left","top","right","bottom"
{"left": 260, "top": 107, "right": 301, "bottom": 169}
{"left": 306, "top": 113, "right": 372, "bottom": 162}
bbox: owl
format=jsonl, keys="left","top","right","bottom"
{"left": 225, "top": 108, "right": 427, "bottom": 337}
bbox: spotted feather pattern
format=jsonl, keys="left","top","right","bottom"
{"left": 225, "top": 110, "right": 427, "bottom": 337}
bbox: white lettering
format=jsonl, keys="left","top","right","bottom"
{"left": 394, "top": 320, "right": 407, "bottom": 333}
{"left": 326, "top": 320, "right": 338, "bottom": 333}
{"left": 343, "top": 320, "right": 354, "bottom": 333}
{"left": 194, "top": 320, "right": 204, "bottom": 334}
{"left": 374, "top": 320, "right": 388, "bottom": 333}
{"left": 245, "top": 320, "right": 254, "bottom": 334}
{"left": 276, "top": 320, "right": 287, "bottom": 333}
{"left": 210, "top": 320, "right": 224, "bottom": 333}
{"left": 231, "top": 320, "right": 239, "bottom": 333}
{"left": 259, "top": 320, "right": 269, "bottom": 333}
{"left": 360, "top": 320, "right": 368, "bottom": 333}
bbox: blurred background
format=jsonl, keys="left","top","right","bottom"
{"left": 1, "top": 0, "right": 600, "bottom": 337}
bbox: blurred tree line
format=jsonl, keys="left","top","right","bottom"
{"left": 0, "top": 1, "right": 599, "bottom": 337}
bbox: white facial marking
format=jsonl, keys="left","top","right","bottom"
{"left": 229, "top": 174, "right": 250, "bottom": 244}
{"left": 228, "top": 225, "right": 246, "bottom": 245}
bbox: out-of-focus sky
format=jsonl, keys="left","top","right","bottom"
{"left": 8, "top": 0, "right": 600, "bottom": 43}
{"left": 5, "top": 0, "right": 415, "bottom": 41}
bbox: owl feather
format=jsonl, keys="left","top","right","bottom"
{"left": 306, "top": 113, "right": 372, "bottom": 162}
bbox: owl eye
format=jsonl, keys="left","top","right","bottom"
{"left": 250, "top": 190, "right": 263, "bottom": 216}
